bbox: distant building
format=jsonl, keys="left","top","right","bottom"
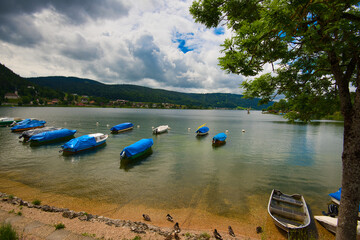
{"left": 4, "top": 91, "right": 20, "bottom": 100}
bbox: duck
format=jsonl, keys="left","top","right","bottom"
{"left": 174, "top": 222, "right": 181, "bottom": 233}
{"left": 166, "top": 214, "right": 174, "bottom": 222}
{"left": 213, "top": 229, "right": 223, "bottom": 240}
{"left": 142, "top": 214, "right": 151, "bottom": 221}
{"left": 228, "top": 226, "right": 235, "bottom": 237}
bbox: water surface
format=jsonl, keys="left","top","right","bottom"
{"left": 0, "top": 107, "right": 343, "bottom": 223}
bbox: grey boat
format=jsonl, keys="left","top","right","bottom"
{"left": 268, "top": 189, "right": 311, "bottom": 232}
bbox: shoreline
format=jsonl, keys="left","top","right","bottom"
{"left": 0, "top": 178, "right": 336, "bottom": 240}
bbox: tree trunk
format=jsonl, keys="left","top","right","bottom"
{"left": 336, "top": 118, "right": 360, "bottom": 239}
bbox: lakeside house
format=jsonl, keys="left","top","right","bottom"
{"left": 4, "top": 91, "right": 20, "bottom": 100}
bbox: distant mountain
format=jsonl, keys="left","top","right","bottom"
{"left": 0, "top": 63, "right": 64, "bottom": 101}
{"left": 28, "top": 76, "right": 273, "bottom": 109}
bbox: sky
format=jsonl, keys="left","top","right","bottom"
{"left": 0, "top": 0, "right": 255, "bottom": 94}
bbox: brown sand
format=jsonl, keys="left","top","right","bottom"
{"left": 0, "top": 177, "right": 335, "bottom": 239}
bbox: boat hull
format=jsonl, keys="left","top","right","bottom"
{"left": 62, "top": 141, "right": 106, "bottom": 154}
{"left": 268, "top": 189, "right": 311, "bottom": 232}
{"left": 11, "top": 125, "right": 44, "bottom": 132}
{"left": 30, "top": 136, "right": 75, "bottom": 146}
{"left": 153, "top": 125, "right": 169, "bottom": 134}
{"left": 212, "top": 140, "right": 226, "bottom": 146}
{"left": 314, "top": 215, "right": 360, "bottom": 235}
{"left": 111, "top": 126, "right": 134, "bottom": 134}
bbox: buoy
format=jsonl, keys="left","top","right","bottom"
{"left": 137, "top": 125, "right": 140, "bottom": 128}
{"left": 225, "top": 129, "right": 229, "bottom": 133}
{"left": 242, "top": 129, "right": 245, "bottom": 133}
{"left": 106, "top": 124, "right": 109, "bottom": 127}
{"left": 188, "top": 128, "right": 191, "bottom": 131}
{"left": 96, "top": 122, "right": 99, "bottom": 126}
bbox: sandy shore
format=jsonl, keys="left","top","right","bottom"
{"left": 0, "top": 177, "right": 335, "bottom": 240}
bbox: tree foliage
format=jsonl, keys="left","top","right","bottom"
{"left": 190, "top": 0, "right": 360, "bottom": 239}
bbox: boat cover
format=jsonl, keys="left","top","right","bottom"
{"left": 61, "top": 135, "right": 97, "bottom": 151}
{"left": 121, "top": 138, "right": 154, "bottom": 157}
{"left": 111, "top": 122, "right": 134, "bottom": 131}
{"left": 30, "top": 129, "right": 76, "bottom": 142}
{"left": 20, "top": 127, "right": 61, "bottom": 139}
{"left": 329, "top": 188, "right": 360, "bottom": 212}
{"left": 196, "top": 126, "right": 209, "bottom": 133}
{"left": 213, "top": 133, "right": 227, "bottom": 141}
{"left": 11, "top": 119, "right": 46, "bottom": 131}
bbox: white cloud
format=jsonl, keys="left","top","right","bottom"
{"left": 0, "top": 0, "right": 246, "bottom": 94}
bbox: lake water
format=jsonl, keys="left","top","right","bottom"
{"left": 0, "top": 107, "right": 343, "bottom": 233}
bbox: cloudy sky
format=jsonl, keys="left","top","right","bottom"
{"left": 0, "top": 0, "right": 251, "bottom": 94}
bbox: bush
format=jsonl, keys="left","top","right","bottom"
{"left": 32, "top": 199, "right": 41, "bottom": 206}
{"left": 0, "top": 222, "right": 18, "bottom": 240}
{"left": 54, "top": 223, "right": 65, "bottom": 230}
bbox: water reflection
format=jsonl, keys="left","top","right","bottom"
{"left": 120, "top": 149, "right": 153, "bottom": 171}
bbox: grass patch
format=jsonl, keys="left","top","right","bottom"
{"left": 32, "top": 199, "right": 41, "bottom": 205}
{"left": 132, "top": 236, "right": 141, "bottom": 240}
{"left": 199, "top": 232, "right": 211, "bottom": 240}
{"left": 0, "top": 222, "right": 18, "bottom": 240}
{"left": 54, "top": 223, "right": 65, "bottom": 230}
{"left": 82, "top": 232, "right": 96, "bottom": 237}
{"left": 16, "top": 211, "right": 22, "bottom": 216}
{"left": 8, "top": 209, "right": 15, "bottom": 214}
{"left": 8, "top": 195, "right": 14, "bottom": 200}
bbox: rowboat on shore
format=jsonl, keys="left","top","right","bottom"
{"left": 120, "top": 138, "right": 154, "bottom": 160}
{"left": 19, "top": 127, "right": 62, "bottom": 142}
{"left": 110, "top": 122, "right": 134, "bottom": 133}
{"left": 152, "top": 125, "right": 169, "bottom": 134}
{"left": 29, "top": 129, "right": 77, "bottom": 146}
{"left": 11, "top": 119, "right": 46, "bottom": 132}
{"left": 212, "top": 133, "right": 227, "bottom": 146}
{"left": 329, "top": 188, "right": 360, "bottom": 217}
{"left": 314, "top": 215, "right": 360, "bottom": 235}
{"left": 268, "top": 189, "right": 311, "bottom": 232}
{"left": 0, "top": 117, "right": 23, "bottom": 127}
{"left": 61, "top": 133, "right": 108, "bottom": 154}
{"left": 196, "top": 123, "right": 209, "bottom": 136}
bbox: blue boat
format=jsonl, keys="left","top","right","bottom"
{"left": 11, "top": 119, "right": 46, "bottom": 132}
{"left": 120, "top": 138, "right": 154, "bottom": 160}
{"left": 29, "top": 129, "right": 77, "bottom": 145}
{"left": 61, "top": 133, "right": 108, "bottom": 154}
{"left": 19, "top": 127, "right": 62, "bottom": 141}
{"left": 196, "top": 126, "right": 209, "bottom": 136}
{"left": 329, "top": 188, "right": 360, "bottom": 217}
{"left": 110, "top": 122, "right": 134, "bottom": 133}
{"left": 212, "top": 133, "right": 227, "bottom": 146}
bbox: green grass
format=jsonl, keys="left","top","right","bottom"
{"left": 82, "top": 232, "right": 96, "bottom": 237}
{"left": 54, "top": 223, "right": 65, "bottom": 230}
{"left": 132, "top": 236, "right": 141, "bottom": 240}
{"left": 0, "top": 222, "right": 18, "bottom": 240}
{"left": 8, "top": 195, "right": 14, "bottom": 200}
{"left": 16, "top": 211, "right": 22, "bottom": 216}
{"left": 199, "top": 232, "right": 211, "bottom": 239}
{"left": 32, "top": 199, "right": 41, "bottom": 205}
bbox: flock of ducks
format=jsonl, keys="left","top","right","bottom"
{"left": 142, "top": 213, "right": 238, "bottom": 239}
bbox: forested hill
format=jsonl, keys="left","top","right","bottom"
{"left": 28, "top": 76, "right": 272, "bottom": 109}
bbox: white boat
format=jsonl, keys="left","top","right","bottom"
{"left": 152, "top": 125, "right": 169, "bottom": 134}
{"left": 314, "top": 215, "right": 360, "bottom": 235}
{"left": 268, "top": 189, "right": 311, "bottom": 232}
{"left": 61, "top": 133, "right": 108, "bottom": 154}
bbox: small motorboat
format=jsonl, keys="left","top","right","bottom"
{"left": 153, "top": 125, "right": 169, "bottom": 134}
{"left": 61, "top": 133, "right": 108, "bottom": 154}
{"left": 11, "top": 119, "right": 46, "bottom": 132}
{"left": 268, "top": 189, "right": 311, "bottom": 232}
{"left": 212, "top": 133, "right": 227, "bottom": 146}
{"left": 329, "top": 188, "right": 360, "bottom": 217}
{"left": 29, "top": 129, "right": 77, "bottom": 145}
{"left": 196, "top": 123, "right": 209, "bottom": 136}
{"left": 19, "top": 127, "right": 62, "bottom": 142}
{"left": 110, "top": 122, "right": 134, "bottom": 133}
{"left": 0, "top": 117, "right": 23, "bottom": 127}
{"left": 314, "top": 215, "right": 360, "bottom": 235}
{"left": 120, "top": 138, "right": 154, "bottom": 160}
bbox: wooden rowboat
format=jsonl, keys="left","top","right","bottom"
{"left": 268, "top": 189, "right": 311, "bottom": 232}
{"left": 314, "top": 215, "right": 360, "bottom": 235}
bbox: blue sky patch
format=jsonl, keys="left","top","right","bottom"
{"left": 214, "top": 27, "right": 225, "bottom": 35}
{"left": 172, "top": 31, "right": 195, "bottom": 54}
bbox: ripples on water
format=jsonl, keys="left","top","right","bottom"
{"left": 0, "top": 107, "right": 343, "bottom": 217}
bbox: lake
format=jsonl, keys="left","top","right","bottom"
{"left": 0, "top": 107, "right": 343, "bottom": 236}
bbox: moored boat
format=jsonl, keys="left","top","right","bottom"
{"left": 61, "top": 133, "right": 108, "bottom": 154}
{"left": 29, "top": 129, "right": 77, "bottom": 145}
{"left": 314, "top": 215, "right": 360, "bottom": 235}
{"left": 19, "top": 127, "right": 62, "bottom": 142}
{"left": 329, "top": 188, "right": 360, "bottom": 217}
{"left": 212, "top": 133, "right": 227, "bottom": 146}
{"left": 0, "top": 117, "right": 23, "bottom": 127}
{"left": 110, "top": 122, "right": 134, "bottom": 133}
{"left": 268, "top": 189, "right": 311, "bottom": 232}
{"left": 153, "top": 125, "right": 169, "bottom": 134}
{"left": 196, "top": 124, "right": 209, "bottom": 136}
{"left": 11, "top": 119, "right": 46, "bottom": 132}
{"left": 120, "top": 138, "right": 154, "bottom": 160}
